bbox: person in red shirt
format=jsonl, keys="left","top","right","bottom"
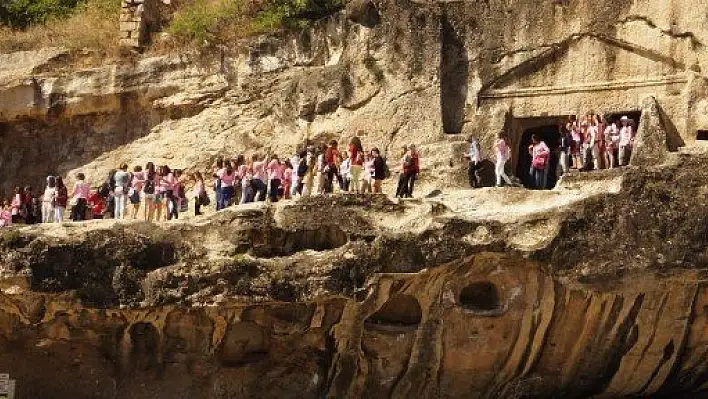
{"left": 324, "top": 140, "right": 342, "bottom": 193}
{"left": 406, "top": 145, "right": 420, "bottom": 197}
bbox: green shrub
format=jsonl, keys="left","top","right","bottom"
{"left": 167, "top": 0, "right": 346, "bottom": 46}
{"left": 0, "top": 0, "right": 82, "bottom": 28}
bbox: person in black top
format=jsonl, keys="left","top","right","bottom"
{"left": 371, "top": 148, "right": 386, "bottom": 193}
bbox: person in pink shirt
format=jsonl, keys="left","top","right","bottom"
{"left": 266, "top": 155, "right": 283, "bottom": 202}
{"left": 10, "top": 186, "right": 23, "bottom": 224}
{"left": 528, "top": 135, "right": 550, "bottom": 190}
{"left": 282, "top": 160, "right": 293, "bottom": 200}
{"left": 251, "top": 154, "right": 268, "bottom": 202}
{"left": 129, "top": 165, "right": 144, "bottom": 219}
{"left": 618, "top": 116, "right": 634, "bottom": 166}
{"left": 217, "top": 164, "right": 236, "bottom": 209}
{"left": 70, "top": 173, "right": 90, "bottom": 221}
{"left": 494, "top": 131, "right": 512, "bottom": 187}
{"left": 0, "top": 200, "right": 11, "bottom": 227}
{"left": 191, "top": 172, "right": 206, "bottom": 216}
{"left": 238, "top": 162, "right": 252, "bottom": 204}
{"left": 157, "top": 165, "right": 178, "bottom": 221}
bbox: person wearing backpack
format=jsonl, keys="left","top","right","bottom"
{"left": 529, "top": 134, "right": 550, "bottom": 189}
{"left": 395, "top": 146, "right": 411, "bottom": 198}
{"left": 494, "top": 132, "right": 513, "bottom": 187}
{"left": 142, "top": 162, "right": 157, "bottom": 221}
{"left": 129, "top": 165, "right": 144, "bottom": 219}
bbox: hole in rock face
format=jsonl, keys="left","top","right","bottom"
{"left": 250, "top": 226, "right": 348, "bottom": 257}
{"left": 697, "top": 130, "right": 708, "bottom": 140}
{"left": 365, "top": 294, "right": 422, "bottom": 329}
{"left": 460, "top": 282, "right": 501, "bottom": 312}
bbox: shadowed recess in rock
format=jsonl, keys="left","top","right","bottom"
{"left": 365, "top": 294, "right": 422, "bottom": 331}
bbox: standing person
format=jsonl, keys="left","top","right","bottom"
{"left": 406, "top": 145, "right": 420, "bottom": 197}
{"left": 129, "top": 165, "right": 144, "bottom": 219}
{"left": 70, "top": 173, "right": 90, "bottom": 221}
{"left": 160, "top": 166, "right": 178, "bottom": 221}
{"left": 42, "top": 176, "right": 56, "bottom": 223}
{"left": 213, "top": 158, "right": 224, "bottom": 211}
{"left": 0, "top": 201, "right": 12, "bottom": 227}
{"left": 324, "top": 140, "right": 341, "bottom": 193}
{"left": 570, "top": 117, "right": 583, "bottom": 169}
{"left": 361, "top": 152, "right": 375, "bottom": 193}
{"left": 54, "top": 177, "right": 68, "bottom": 223}
{"left": 251, "top": 154, "right": 268, "bottom": 202}
{"left": 465, "top": 136, "right": 483, "bottom": 188}
{"left": 192, "top": 172, "right": 206, "bottom": 216}
{"left": 494, "top": 132, "right": 513, "bottom": 187}
{"left": 290, "top": 150, "right": 302, "bottom": 198}
{"left": 283, "top": 160, "right": 293, "bottom": 200}
{"left": 10, "top": 187, "right": 23, "bottom": 224}
{"left": 348, "top": 136, "right": 365, "bottom": 193}
{"left": 395, "top": 146, "right": 410, "bottom": 198}
{"left": 23, "top": 186, "right": 35, "bottom": 224}
{"left": 589, "top": 115, "right": 601, "bottom": 170}
{"left": 618, "top": 116, "right": 634, "bottom": 166}
{"left": 559, "top": 123, "right": 572, "bottom": 176}
{"left": 528, "top": 135, "right": 550, "bottom": 190}
{"left": 302, "top": 146, "right": 317, "bottom": 196}
{"left": 218, "top": 164, "right": 236, "bottom": 209}
{"left": 239, "top": 161, "right": 253, "bottom": 205}
{"left": 371, "top": 148, "right": 386, "bottom": 193}
{"left": 113, "top": 163, "right": 131, "bottom": 220}
{"left": 143, "top": 163, "right": 157, "bottom": 221}
{"left": 339, "top": 152, "right": 351, "bottom": 192}
{"left": 231, "top": 156, "right": 245, "bottom": 206}
{"left": 579, "top": 121, "right": 591, "bottom": 171}
{"left": 266, "top": 155, "right": 282, "bottom": 202}
{"left": 316, "top": 145, "right": 328, "bottom": 195}
{"left": 603, "top": 120, "right": 618, "bottom": 169}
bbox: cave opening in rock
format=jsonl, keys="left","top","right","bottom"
{"left": 440, "top": 14, "right": 468, "bottom": 134}
{"left": 697, "top": 130, "right": 708, "bottom": 140}
{"left": 459, "top": 282, "right": 500, "bottom": 312}
{"left": 365, "top": 294, "right": 422, "bottom": 329}
{"left": 516, "top": 123, "right": 561, "bottom": 189}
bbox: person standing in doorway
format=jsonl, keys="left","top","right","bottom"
{"left": 494, "top": 132, "right": 512, "bottom": 187}
{"left": 42, "top": 176, "right": 56, "bottom": 223}
{"left": 529, "top": 134, "right": 550, "bottom": 190}
{"left": 465, "top": 136, "right": 483, "bottom": 188}
{"left": 559, "top": 122, "right": 572, "bottom": 176}
{"left": 618, "top": 116, "right": 634, "bottom": 166}
{"left": 603, "top": 119, "right": 618, "bottom": 169}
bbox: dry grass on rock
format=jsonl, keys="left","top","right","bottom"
{"left": 0, "top": 0, "right": 119, "bottom": 55}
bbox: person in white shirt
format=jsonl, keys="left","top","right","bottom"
{"left": 494, "top": 132, "right": 512, "bottom": 187}
{"left": 339, "top": 153, "right": 351, "bottom": 192}
{"left": 618, "top": 116, "right": 634, "bottom": 166}
{"left": 42, "top": 176, "right": 56, "bottom": 223}
{"left": 465, "top": 136, "right": 483, "bottom": 188}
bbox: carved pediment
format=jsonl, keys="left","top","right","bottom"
{"left": 480, "top": 35, "right": 688, "bottom": 100}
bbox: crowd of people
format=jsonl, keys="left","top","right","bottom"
{"left": 465, "top": 113, "right": 637, "bottom": 190}
{"left": 0, "top": 137, "right": 423, "bottom": 227}
{"left": 0, "top": 116, "right": 634, "bottom": 228}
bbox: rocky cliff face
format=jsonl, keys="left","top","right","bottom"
{"left": 1, "top": 149, "right": 708, "bottom": 397}
{"left": 2, "top": 0, "right": 708, "bottom": 397}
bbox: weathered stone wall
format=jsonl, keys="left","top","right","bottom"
{"left": 120, "top": 0, "right": 170, "bottom": 48}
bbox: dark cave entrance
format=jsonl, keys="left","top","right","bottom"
{"left": 516, "top": 124, "right": 561, "bottom": 189}
{"left": 440, "top": 15, "right": 468, "bottom": 134}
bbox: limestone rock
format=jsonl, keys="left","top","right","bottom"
{"left": 631, "top": 96, "right": 670, "bottom": 167}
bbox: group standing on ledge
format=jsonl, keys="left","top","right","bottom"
{"left": 0, "top": 116, "right": 635, "bottom": 228}
{"left": 0, "top": 136, "right": 421, "bottom": 227}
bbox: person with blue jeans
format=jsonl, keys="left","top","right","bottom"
{"left": 216, "top": 164, "right": 236, "bottom": 210}
{"left": 529, "top": 134, "right": 550, "bottom": 190}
